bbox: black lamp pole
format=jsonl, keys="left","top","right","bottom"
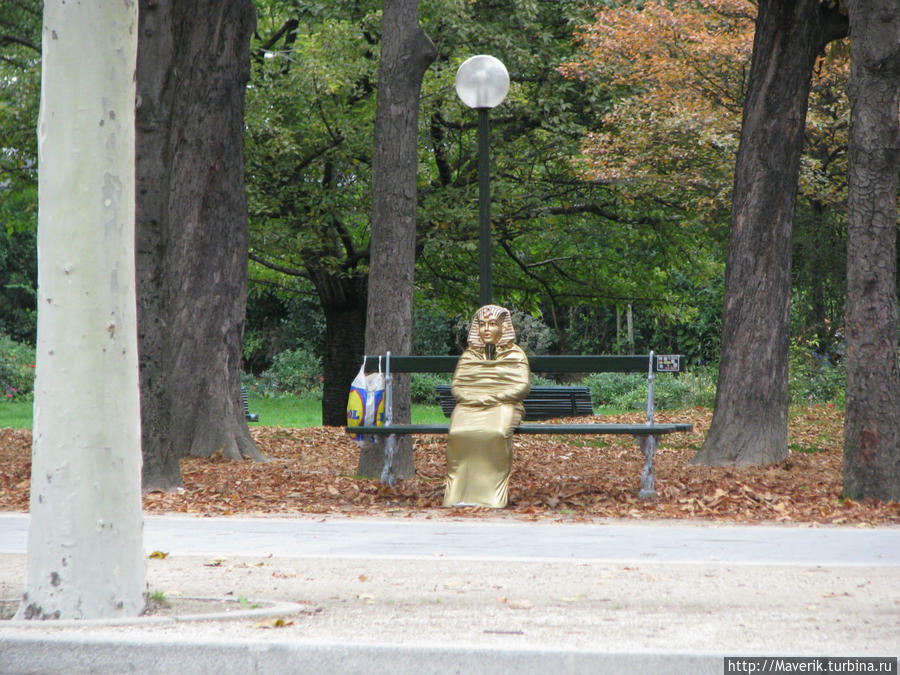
{"left": 455, "top": 55, "right": 508, "bottom": 307}
{"left": 477, "top": 107, "right": 492, "bottom": 306}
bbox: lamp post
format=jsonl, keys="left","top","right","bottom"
{"left": 455, "top": 55, "right": 509, "bottom": 306}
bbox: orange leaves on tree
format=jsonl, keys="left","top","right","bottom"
{"left": 559, "top": 0, "right": 849, "bottom": 222}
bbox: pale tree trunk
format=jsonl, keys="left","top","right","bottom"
{"left": 18, "top": 0, "right": 145, "bottom": 619}
{"left": 358, "top": 0, "right": 436, "bottom": 479}
{"left": 842, "top": 0, "right": 900, "bottom": 501}
{"left": 136, "top": 0, "right": 263, "bottom": 483}
{"left": 691, "top": 0, "right": 847, "bottom": 466}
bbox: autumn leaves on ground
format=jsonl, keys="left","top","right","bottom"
{"left": 1, "top": 406, "right": 898, "bottom": 525}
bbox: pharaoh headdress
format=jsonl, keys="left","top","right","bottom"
{"left": 467, "top": 304, "right": 517, "bottom": 349}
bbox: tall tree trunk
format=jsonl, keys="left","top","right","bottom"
{"left": 19, "top": 0, "right": 145, "bottom": 619}
{"left": 691, "top": 0, "right": 847, "bottom": 466}
{"left": 359, "top": 0, "right": 436, "bottom": 479}
{"left": 842, "top": 0, "right": 900, "bottom": 500}
{"left": 136, "top": 0, "right": 181, "bottom": 491}
{"left": 315, "top": 271, "right": 368, "bottom": 427}
{"left": 136, "top": 0, "right": 263, "bottom": 485}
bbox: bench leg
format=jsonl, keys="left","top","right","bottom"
{"left": 636, "top": 434, "right": 658, "bottom": 499}
{"left": 380, "top": 433, "right": 398, "bottom": 487}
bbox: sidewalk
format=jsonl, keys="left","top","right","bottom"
{"left": 1, "top": 514, "right": 898, "bottom": 674}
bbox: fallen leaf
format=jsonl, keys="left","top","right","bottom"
{"left": 148, "top": 550, "right": 169, "bottom": 559}
{"left": 1, "top": 410, "right": 897, "bottom": 527}
{"left": 253, "top": 617, "right": 294, "bottom": 629}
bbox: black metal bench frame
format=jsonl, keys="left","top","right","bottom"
{"left": 349, "top": 352, "right": 692, "bottom": 499}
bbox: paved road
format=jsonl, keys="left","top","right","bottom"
{"left": 1, "top": 513, "right": 898, "bottom": 565}
{"left": 2, "top": 514, "right": 898, "bottom": 674}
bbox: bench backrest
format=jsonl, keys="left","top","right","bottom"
{"left": 363, "top": 353, "right": 684, "bottom": 374}
{"left": 365, "top": 352, "right": 684, "bottom": 426}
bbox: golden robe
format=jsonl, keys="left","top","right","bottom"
{"left": 443, "top": 344, "right": 531, "bottom": 508}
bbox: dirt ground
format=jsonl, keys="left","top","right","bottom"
{"left": 1, "top": 406, "right": 898, "bottom": 525}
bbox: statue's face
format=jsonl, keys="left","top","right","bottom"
{"left": 478, "top": 316, "right": 503, "bottom": 345}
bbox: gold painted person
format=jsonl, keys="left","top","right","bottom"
{"left": 443, "top": 305, "right": 531, "bottom": 508}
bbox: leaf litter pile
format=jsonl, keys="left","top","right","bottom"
{"left": 1, "top": 406, "right": 898, "bottom": 525}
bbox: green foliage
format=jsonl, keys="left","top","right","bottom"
{"left": 788, "top": 342, "right": 845, "bottom": 406}
{"left": 243, "top": 290, "right": 326, "bottom": 373}
{"left": 0, "top": 333, "right": 35, "bottom": 400}
{"left": 0, "top": 0, "right": 41, "bottom": 235}
{"left": 510, "top": 310, "right": 557, "bottom": 355}
{"left": 245, "top": 2, "right": 379, "bottom": 294}
{"left": 256, "top": 348, "right": 323, "bottom": 396}
{"left": 412, "top": 303, "right": 457, "bottom": 356}
{"left": 410, "top": 371, "right": 450, "bottom": 404}
{"left": 585, "top": 366, "right": 717, "bottom": 411}
{"left": 585, "top": 372, "right": 644, "bottom": 407}
{"left": 0, "top": 228, "right": 37, "bottom": 343}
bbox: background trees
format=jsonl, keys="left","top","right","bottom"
{"left": 1, "top": 0, "right": 896, "bottom": 496}
{"left": 0, "top": 0, "right": 40, "bottom": 345}
{"left": 245, "top": 1, "right": 380, "bottom": 425}
{"left": 564, "top": 0, "right": 850, "bottom": 466}
{"left": 243, "top": 0, "right": 724, "bottom": 418}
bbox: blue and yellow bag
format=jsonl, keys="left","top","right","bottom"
{"left": 346, "top": 356, "right": 385, "bottom": 442}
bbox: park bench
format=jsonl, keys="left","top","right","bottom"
{"left": 241, "top": 385, "right": 259, "bottom": 422}
{"left": 348, "top": 352, "right": 692, "bottom": 499}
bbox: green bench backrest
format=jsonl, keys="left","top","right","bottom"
{"left": 364, "top": 354, "right": 684, "bottom": 374}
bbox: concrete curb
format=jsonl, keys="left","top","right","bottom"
{"left": 0, "top": 635, "right": 724, "bottom": 675}
{"left": 1, "top": 597, "right": 306, "bottom": 627}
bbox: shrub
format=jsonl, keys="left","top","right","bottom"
{"left": 410, "top": 372, "right": 450, "bottom": 404}
{"left": 257, "top": 347, "right": 322, "bottom": 396}
{"left": 789, "top": 345, "right": 845, "bottom": 406}
{"left": 0, "top": 334, "right": 35, "bottom": 400}
{"left": 584, "top": 372, "right": 644, "bottom": 407}
{"left": 585, "top": 365, "right": 717, "bottom": 411}
{"left": 412, "top": 304, "right": 456, "bottom": 356}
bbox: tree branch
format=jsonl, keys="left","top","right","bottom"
{"left": 248, "top": 251, "right": 309, "bottom": 279}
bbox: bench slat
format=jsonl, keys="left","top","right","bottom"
{"left": 435, "top": 384, "right": 594, "bottom": 420}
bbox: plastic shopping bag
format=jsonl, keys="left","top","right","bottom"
{"left": 346, "top": 356, "right": 385, "bottom": 442}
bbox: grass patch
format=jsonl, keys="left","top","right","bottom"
{"left": 0, "top": 396, "right": 451, "bottom": 430}
{"left": 789, "top": 443, "right": 824, "bottom": 454}
{"left": 0, "top": 400, "right": 33, "bottom": 429}
{"left": 245, "top": 395, "right": 322, "bottom": 428}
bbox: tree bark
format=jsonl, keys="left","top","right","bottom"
{"left": 691, "top": 0, "right": 847, "bottom": 466}
{"left": 842, "top": 0, "right": 900, "bottom": 500}
{"left": 136, "top": 0, "right": 263, "bottom": 486}
{"left": 358, "top": 0, "right": 436, "bottom": 478}
{"left": 315, "top": 270, "right": 368, "bottom": 427}
{"left": 19, "top": 0, "right": 145, "bottom": 619}
{"left": 135, "top": 0, "right": 181, "bottom": 491}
